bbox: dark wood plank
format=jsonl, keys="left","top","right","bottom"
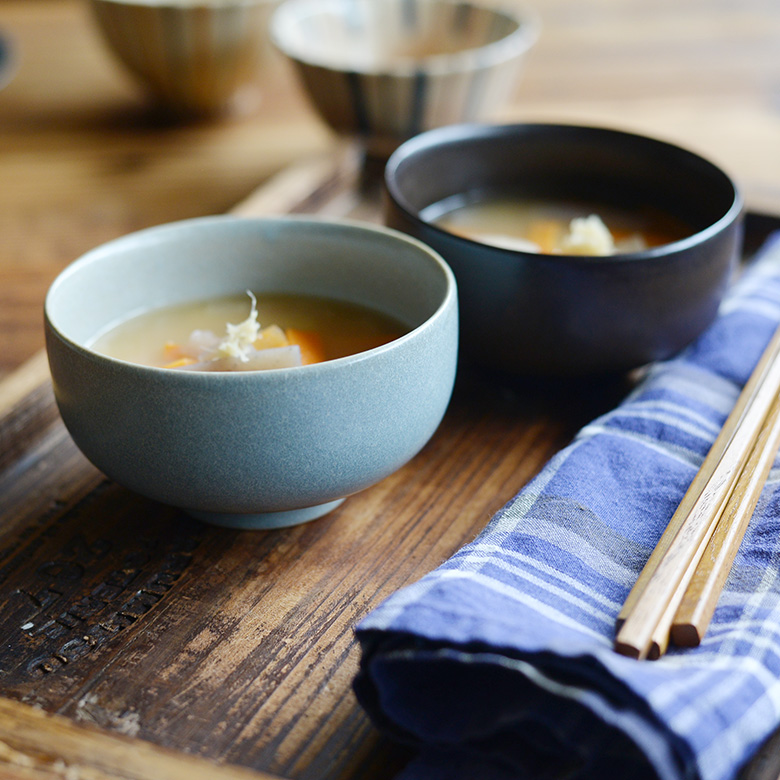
{"left": 0, "top": 696, "right": 281, "bottom": 780}
{"left": 0, "top": 151, "right": 633, "bottom": 779}
{"left": 0, "top": 359, "right": 616, "bottom": 780}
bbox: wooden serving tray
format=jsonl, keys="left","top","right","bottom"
{"left": 0, "top": 147, "right": 778, "bottom": 780}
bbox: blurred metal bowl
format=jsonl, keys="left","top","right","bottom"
{"left": 89, "top": 0, "right": 277, "bottom": 118}
{"left": 270, "top": 0, "right": 539, "bottom": 158}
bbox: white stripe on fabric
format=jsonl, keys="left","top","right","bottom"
{"left": 512, "top": 655, "right": 682, "bottom": 780}
{"left": 698, "top": 689, "right": 780, "bottom": 780}
{"left": 611, "top": 400, "right": 726, "bottom": 436}
{"left": 580, "top": 376, "right": 737, "bottom": 433}
{"left": 448, "top": 552, "right": 620, "bottom": 626}
{"left": 574, "top": 424, "right": 706, "bottom": 469}
{"left": 671, "top": 662, "right": 780, "bottom": 734}
{"left": 588, "top": 407, "right": 723, "bottom": 442}
{"left": 427, "top": 569, "right": 614, "bottom": 640}
{"left": 649, "top": 654, "right": 780, "bottom": 707}
{"left": 464, "top": 542, "right": 630, "bottom": 609}
{"left": 668, "top": 657, "right": 780, "bottom": 780}
{"left": 641, "top": 362, "right": 739, "bottom": 408}
{"left": 659, "top": 363, "right": 739, "bottom": 396}
{"left": 707, "top": 615, "right": 780, "bottom": 638}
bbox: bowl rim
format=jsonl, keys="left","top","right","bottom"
{"left": 384, "top": 121, "right": 745, "bottom": 265}
{"left": 270, "top": 0, "right": 540, "bottom": 77}
{"left": 44, "top": 214, "right": 458, "bottom": 382}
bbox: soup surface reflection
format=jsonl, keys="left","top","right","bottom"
{"left": 428, "top": 195, "right": 691, "bottom": 256}
{"left": 91, "top": 292, "right": 407, "bottom": 371}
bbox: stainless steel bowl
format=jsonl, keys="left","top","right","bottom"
{"left": 89, "top": 0, "right": 277, "bottom": 118}
{"left": 271, "top": 0, "right": 539, "bottom": 158}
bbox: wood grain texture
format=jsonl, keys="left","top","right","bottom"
{"left": 0, "top": 696, "right": 280, "bottom": 780}
{"left": 0, "top": 332, "right": 619, "bottom": 780}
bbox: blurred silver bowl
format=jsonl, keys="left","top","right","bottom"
{"left": 271, "top": 0, "right": 539, "bottom": 158}
{"left": 89, "top": 0, "right": 277, "bottom": 118}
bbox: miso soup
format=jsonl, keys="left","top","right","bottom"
{"left": 91, "top": 292, "right": 407, "bottom": 372}
{"left": 427, "top": 195, "right": 691, "bottom": 256}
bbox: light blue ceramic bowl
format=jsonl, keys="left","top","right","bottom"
{"left": 44, "top": 216, "right": 458, "bottom": 529}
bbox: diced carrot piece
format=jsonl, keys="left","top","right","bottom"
{"left": 163, "top": 341, "right": 184, "bottom": 359}
{"left": 527, "top": 220, "right": 563, "bottom": 254}
{"left": 285, "top": 328, "right": 326, "bottom": 365}
{"left": 163, "top": 356, "right": 199, "bottom": 369}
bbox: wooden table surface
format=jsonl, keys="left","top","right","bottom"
{"left": 1, "top": 2, "right": 780, "bottom": 779}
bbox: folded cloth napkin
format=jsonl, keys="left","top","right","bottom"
{"left": 355, "top": 231, "right": 780, "bottom": 780}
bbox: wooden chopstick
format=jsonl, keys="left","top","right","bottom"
{"left": 671, "top": 392, "right": 780, "bottom": 646}
{"left": 614, "top": 323, "right": 780, "bottom": 660}
{"left": 645, "top": 532, "right": 715, "bottom": 659}
{"left": 616, "top": 324, "right": 780, "bottom": 632}
{"left": 647, "top": 394, "right": 780, "bottom": 657}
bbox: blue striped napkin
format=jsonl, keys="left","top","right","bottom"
{"left": 355, "top": 231, "right": 780, "bottom": 780}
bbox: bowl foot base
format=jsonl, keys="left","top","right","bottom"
{"left": 186, "top": 498, "right": 346, "bottom": 530}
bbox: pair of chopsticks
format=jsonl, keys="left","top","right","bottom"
{"left": 614, "top": 323, "right": 780, "bottom": 660}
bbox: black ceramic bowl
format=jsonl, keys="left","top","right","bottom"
{"left": 384, "top": 123, "right": 744, "bottom": 376}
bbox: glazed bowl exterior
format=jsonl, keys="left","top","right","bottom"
{"left": 44, "top": 216, "right": 458, "bottom": 529}
{"left": 384, "top": 122, "right": 744, "bottom": 376}
{"left": 89, "top": 0, "right": 277, "bottom": 117}
{"left": 270, "top": 0, "right": 538, "bottom": 158}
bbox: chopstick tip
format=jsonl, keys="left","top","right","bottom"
{"left": 670, "top": 623, "right": 702, "bottom": 648}
{"left": 613, "top": 639, "right": 644, "bottom": 660}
